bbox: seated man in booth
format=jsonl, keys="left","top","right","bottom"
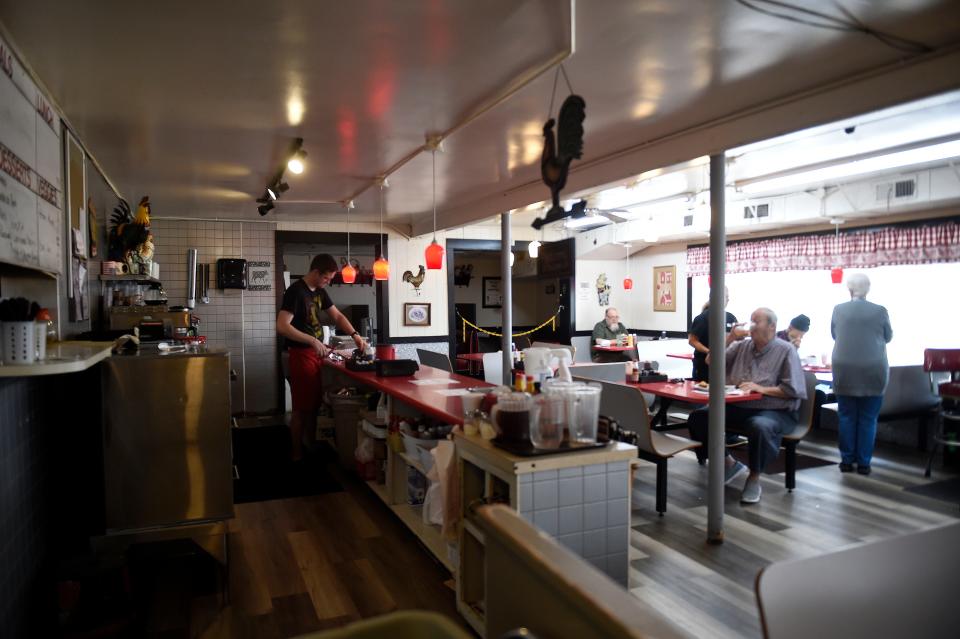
{"left": 591, "top": 307, "right": 629, "bottom": 362}
{"left": 777, "top": 314, "right": 810, "bottom": 349}
{"left": 687, "top": 307, "right": 807, "bottom": 504}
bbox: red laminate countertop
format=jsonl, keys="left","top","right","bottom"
{"left": 324, "top": 359, "right": 492, "bottom": 424}
{"left": 630, "top": 380, "right": 761, "bottom": 404}
{"left": 592, "top": 345, "right": 635, "bottom": 352}
{"left": 666, "top": 352, "right": 694, "bottom": 360}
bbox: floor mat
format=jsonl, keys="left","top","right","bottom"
{"left": 729, "top": 447, "right": 836, "bottom": 475}
{"left": 232, "top": 425, "right": 342, "bottom": 504}
{"left": 904, "top": 476, "right": 960, "bottom": 504}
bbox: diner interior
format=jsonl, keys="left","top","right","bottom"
{"left": 2, "top": 1, "right": 960, "bottom": 638}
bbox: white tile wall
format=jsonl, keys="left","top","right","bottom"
{"left": 152, "top": 220, "right": 278, "bottom": 414}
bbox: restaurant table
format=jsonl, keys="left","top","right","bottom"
{"left": 630, "top": 380, "right": 762, "bottom": 429}
{"left": 666, "top": 352, "right": 694, "bottom": 360}
{"left": 591, "top": 344, "right": 638, "bottom": 363}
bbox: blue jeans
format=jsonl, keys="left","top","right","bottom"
{"left": 688, "top": 405, "right": 798, "bottom": 473}
{"left": 837, "top": 395, "right": 884, "bottom": 467}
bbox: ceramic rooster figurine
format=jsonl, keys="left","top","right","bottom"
{"left": 532, "top": 94, "right": 586, "bottom": 230}
{"left": 108, "top": 196, "right": 152, "bottom": 268}
{"left": 402, "top": 265, "right": 426, "bottom": 295}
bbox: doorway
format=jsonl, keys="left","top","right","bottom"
{"left": 445, "top": 238, "right": 572, "bottom": 371}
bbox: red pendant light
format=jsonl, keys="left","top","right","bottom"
{"left": 425, "top": 146, "right": 444, "bottom": 270}
{"left": 374, "top": 179, "right": 390, "bottom": 280}
{"left": 622, "top": 242, "right": 633, "bottom": 290}
{"left": 425, "top": 240, "right": 444, "bottom": 269}
{"left": 341, "top": 262, "right": 357, "bottom": 284}
{"left": 830, "top": 220, "right": 844, "bottom": 284}
{"left": 342, "top": 200, "right": 356, "bottom": 284}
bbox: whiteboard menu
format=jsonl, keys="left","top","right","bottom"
{"left": 0, "top": 33, "right": 63, "bottom": 274}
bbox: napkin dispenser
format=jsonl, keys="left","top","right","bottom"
{"left": 375, "top": 359, "right": 419, "bottom": 377}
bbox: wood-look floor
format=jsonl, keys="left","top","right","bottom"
{"left": 143, "top": 430, "right": 958, "bottom": 639}
{"left": 627, "top": 431, "right": 960, "bottom": 639}
{"left": 142, "top": 469, "right": 466, "bottom": 639}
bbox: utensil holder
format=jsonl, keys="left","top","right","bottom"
{"left": 34, "top": 321, "right": 46, "bottom": 361}
{"left": 2, "top": 321, "right": 37, "bottom": 364}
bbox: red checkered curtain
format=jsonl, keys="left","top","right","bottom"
{"left": 686, "top": 221, "right": 960, "bottom": 276}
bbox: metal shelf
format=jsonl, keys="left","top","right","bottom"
{"left": 99, "top": 274, "right": 160, "bottom": 285}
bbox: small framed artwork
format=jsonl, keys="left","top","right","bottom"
{"left": 247, "top": 261, "right": 271, "bottom": 291}
{"left": 653, "top": 265, "right": 677, "bottom": 312}
{"left": 404, "top": 302, "right": 431, "bottom": 327}
{"left": 482, "top": 276, "right": 502, "bottom": 308}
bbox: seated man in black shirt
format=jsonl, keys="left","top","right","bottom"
{"left": 688, "top": 287, "right": 737, "bottom": 382}
{"left": 277, "top": 254, "right": 366, "bottom": 461}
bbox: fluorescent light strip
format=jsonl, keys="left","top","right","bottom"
{"left": 564, "top": 214, "right": 609, "bottom": 229}
{"left": 737, "top": 137, "right": 960, "bottom": 195}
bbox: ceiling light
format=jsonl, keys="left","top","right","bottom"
{"left": 266, "top": 187, "right": 278, "bottom": 201}
{"left": 564, "top": 214, "right": 610, "bottom": 229}
{"left": 736, "top": 135, "right": 960, "bottom": 195}
{"left": 528, "top": 239, "right": 541, "bottom": 258}
{"left": 287, "top": 138, "right": 307, "bottom": 174}
{"left": 342, "top": 202, "right": 356, "bottom": 284}
{"left": 425, "top": 144, "right": 445, "bottom": 270}
{"left": 258, "top": 202, "right": 274, "bottom": 216}
{"left": 374, "top": 179, "right": 390, "bottom": 280}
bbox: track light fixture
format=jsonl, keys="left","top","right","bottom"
{"left": 288, "top": 138, "right": 307, "bottom": 174}
{"left": 255, "top": 138, "right": 305, "bottom": 216}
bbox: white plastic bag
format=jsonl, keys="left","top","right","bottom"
{"left": 355, "top": 434, "right": 375, "bottom": 463}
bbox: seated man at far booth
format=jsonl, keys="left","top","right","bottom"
{"left": 687, "top": 307, "right": 806, "bottom": 505}
{"left": 777, "top": 314, "right": 810, "bottom": 349}
{"left": 592, "top": 307, "right": 629, "bottom": 362}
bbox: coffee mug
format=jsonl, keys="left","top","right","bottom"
{"left": 376, "top": 344, "right": 395, "bottom": 360}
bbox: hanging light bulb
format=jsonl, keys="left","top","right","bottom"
{"left": 425, "top": 143, "right": 445, "bottom": 269}
{"left": 509, "top": 251, "right": 515, "bottom": 267}
{"left": 373, "top": 179, "right": 390, "bottom": 280}
{"left": 528, "top": 239, "right": 541, "bottom": 259}
{"left": 830, "top": 218, "right": 843, "bottom": 284}
{"left": 342, "top": 201, "right": 356, "bottom": 284}
{"left": 622, "top": 242, "right": 633, "bottom": 290}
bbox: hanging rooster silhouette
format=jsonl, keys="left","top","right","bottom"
{"left": 402, "top": 265, "right": 426, "bottom": 296}
{"left": 532, "top": 94, "right": 586, "bottom": 230}
{"left": 108, "top": 196, "right": 151, "bottom": 262}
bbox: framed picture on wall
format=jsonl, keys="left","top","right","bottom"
{"left": 482, "top": 276, "right": 502, "bottom": 308}
{"left": 403, "top": 302, "right": 431, "bottom": 327}
{"left": 653, "top": 265, "right": 676, "bottom": 312}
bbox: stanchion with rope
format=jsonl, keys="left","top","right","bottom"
{"left": 457, "top": 307, "right": 563, "bottom": 342}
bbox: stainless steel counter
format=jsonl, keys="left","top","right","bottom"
{"left": 101, "top": 346, "right": 234, "bottom": 533}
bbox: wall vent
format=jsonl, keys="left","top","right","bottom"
{"left": 876, "top": 177, "right": 917, "bottom": 202}
{"left": 743, "top": 203, "right": 769, "bottom": 219}
{"left": 683, "top": 214, "right": 694, "bottom": 227}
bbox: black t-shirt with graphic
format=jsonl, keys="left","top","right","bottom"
{"left": 281, "top": 279, "right": 334, "bottom": 348}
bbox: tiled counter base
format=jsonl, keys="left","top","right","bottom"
{"left": 454, "top": 432, "right": 636, "bottom": 636}
{"left": 518, "top": 462, "right": 631, "bottom": 584}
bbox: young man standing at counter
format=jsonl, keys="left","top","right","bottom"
{"left": 277, "top": 253, "right": 366, "bottom": 462}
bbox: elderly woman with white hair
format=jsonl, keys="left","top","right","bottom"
{"left": 831, "top": 273, "right": 893, "bottom": 475}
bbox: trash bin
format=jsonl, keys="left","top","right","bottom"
{"left": 292, "top": 611, "right": 471, "bottom": 639}
{"left": 329, "top": 392, "right": 366, "bottom": 470}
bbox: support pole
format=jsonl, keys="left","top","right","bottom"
{"left": 707, "top": 152, "right": 727, "bottom": 544}
{"left": 501, "top": 212, "right": 513, "bottom": 385}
